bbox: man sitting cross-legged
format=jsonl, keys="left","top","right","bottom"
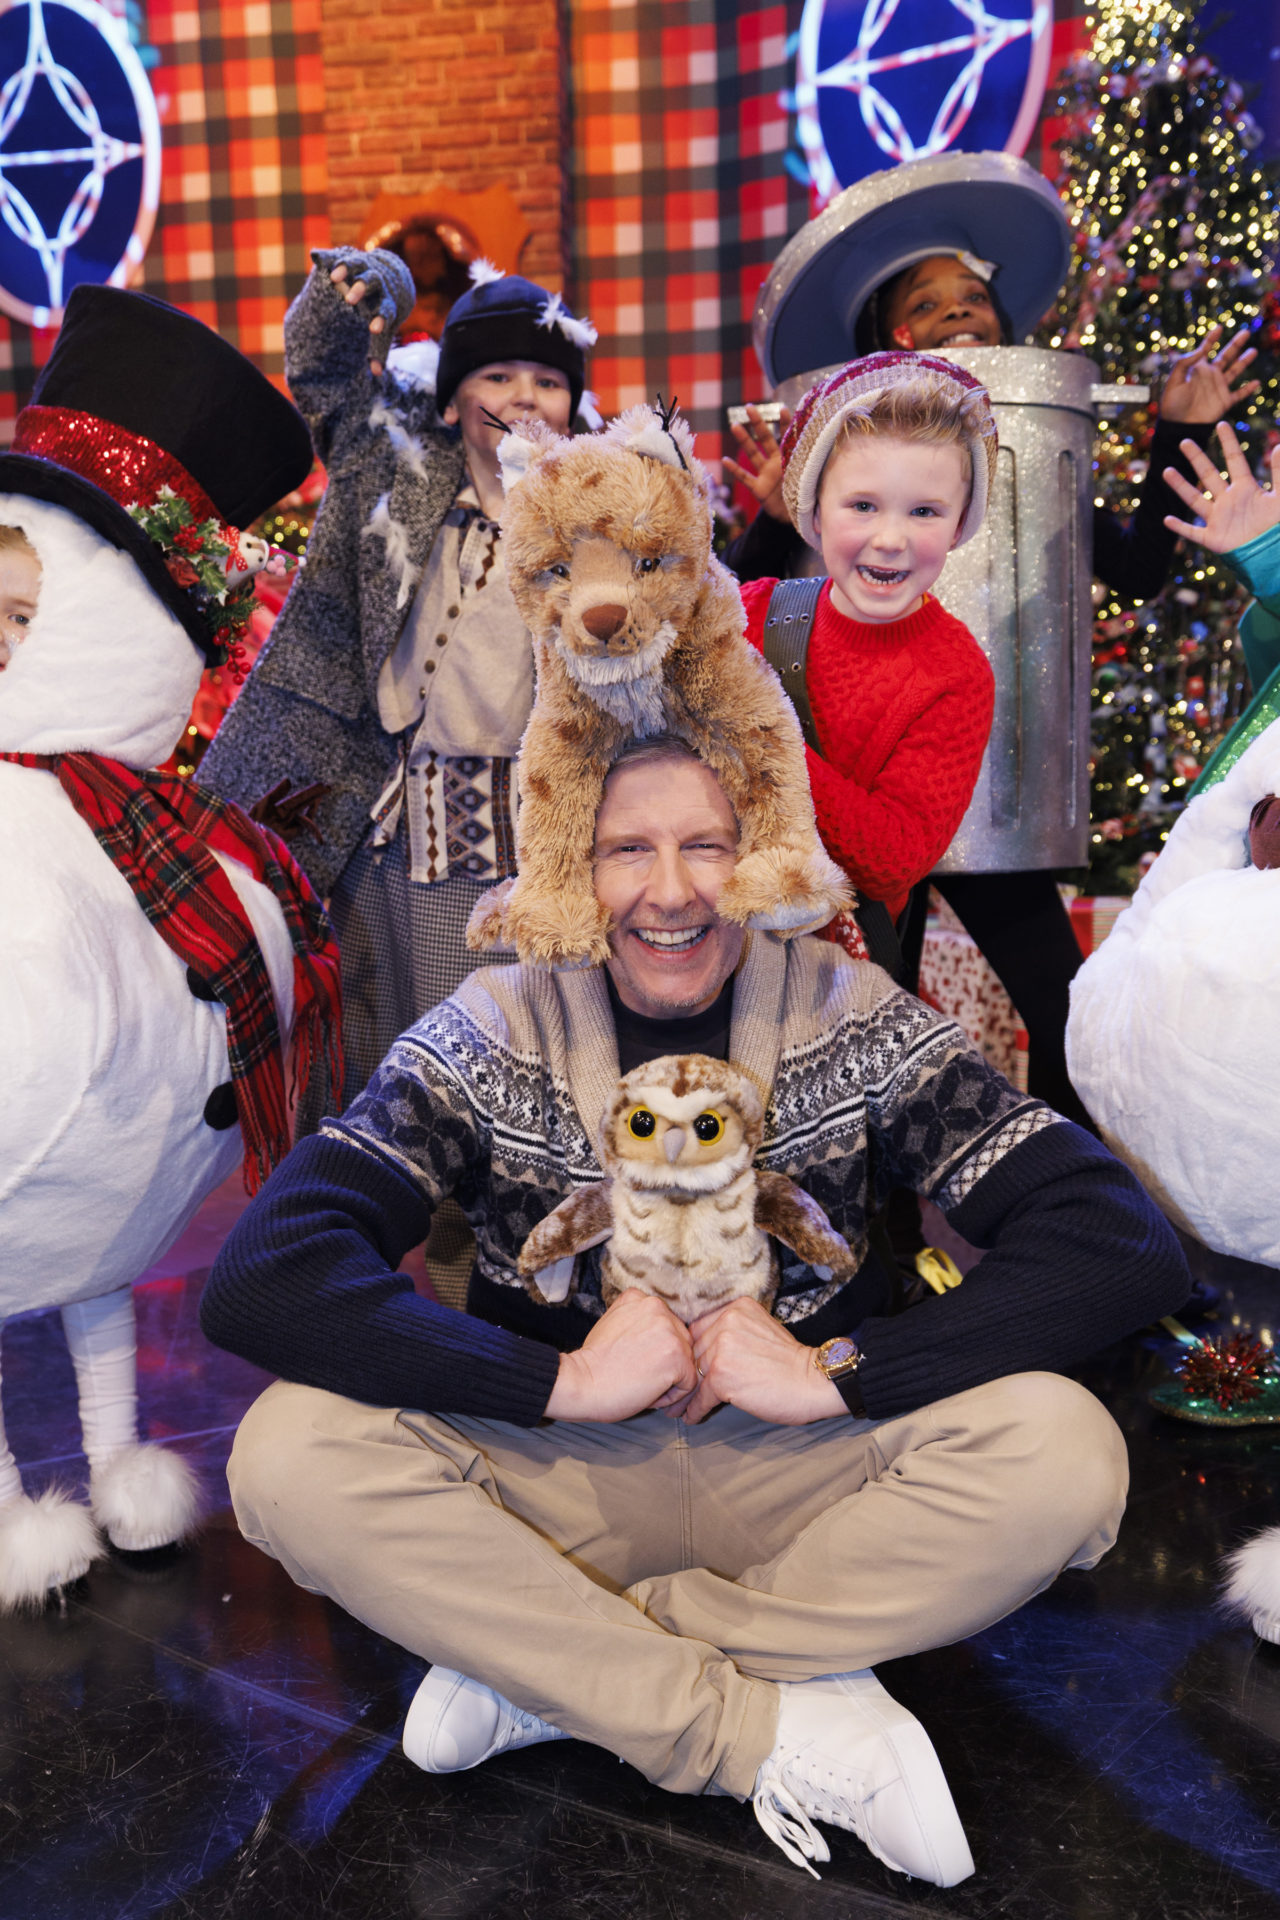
{"left": 201, "top": 736, "right": 1189, "bottom": 1888}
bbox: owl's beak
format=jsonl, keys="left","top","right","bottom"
{"left": 663, "top": 1127, "right": 686, "bottom": 1164}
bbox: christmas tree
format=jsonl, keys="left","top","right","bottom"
{"left": 1039, "top": 0, "right": 1280, "bottom": 892}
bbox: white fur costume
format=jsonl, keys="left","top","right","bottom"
{"left": 1065, "top": 714, "right": 1280, "bottom": 1269}
{"left": 1067, "top": 718, "right": 1280, "bottom": 1643}
{"left": 0, "top": 496, "right": 295, "bottom": 1607}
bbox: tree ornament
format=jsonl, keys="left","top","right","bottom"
{"left": 1150, "top": 1325, "right": 1280, "bottom": 1425}
{"left": 1039, "top": 0, "right": 1280, "bottom": 893}
{"left": 1178, "top": 1331, "right": 1271, "bottom": 1409}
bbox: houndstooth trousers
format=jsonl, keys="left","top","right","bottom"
{"left": 298, "top": 822, "right": 514, "bottom": 1302}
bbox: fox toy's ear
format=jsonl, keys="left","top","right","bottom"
{"left": 495, "top": 417, "right": 566, "bottom": 494}
{"left": 497, "top": 428, "right": 539, "bottom": 494}
{"left": 607, "top": 405, "right": 684, "bottom": 469}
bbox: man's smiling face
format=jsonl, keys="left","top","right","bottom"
{"left": 594, "top": 752, "right": 744, "bottom": 1020}
{"left": 881, "top": 254, "right": 1003, "bottom": 352}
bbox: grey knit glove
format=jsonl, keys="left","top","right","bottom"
{"left": 309, "top": 245, "right": 416, "bottom": 344}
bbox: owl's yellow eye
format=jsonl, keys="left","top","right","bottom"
{"left": 692, "top": 1111, "right": 724, "bottom": 1144}
{"left": 628, "top": 1107, "right": 657, "bottom": 1139}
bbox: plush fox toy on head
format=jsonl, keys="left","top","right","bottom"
{"left": 465, "top": 403, "right": 850, "bottom": 968}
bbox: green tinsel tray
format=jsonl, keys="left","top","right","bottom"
{"left": 1149, "top": 1376, "right": 1280, "bottom": 1427}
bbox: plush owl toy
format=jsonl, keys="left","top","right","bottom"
{"left": 517, "top": 1054, "right": 856, "bottom": 1318}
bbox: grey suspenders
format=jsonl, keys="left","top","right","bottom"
{"left": 760, "top": 576, "right": 825, "bottom": 751}
{"left": 761, "top": 576, "right": 905, "bottom": 980}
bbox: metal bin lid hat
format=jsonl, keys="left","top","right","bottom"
{"left": 753, "top": 150, "right": 1072, "bottom": 389}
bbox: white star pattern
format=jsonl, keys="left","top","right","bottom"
{"left": 0, "top": 0, "right": 160, "bottom": 325}
{"left": 796, "top": 0, "right": 1051, "bottom": 201}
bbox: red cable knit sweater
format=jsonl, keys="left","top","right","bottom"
{"left": 743, "top": 577, "right": 995, "bottom": 922}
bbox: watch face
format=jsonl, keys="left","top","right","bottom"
{"left": 823, "top": 1337, "right": 858, "bottom": 1366}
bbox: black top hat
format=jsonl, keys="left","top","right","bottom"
{"left": 0, "top": 284, "right": 313, "bottom": 659}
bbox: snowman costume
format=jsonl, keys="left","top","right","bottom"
{"left": 0, "top": 286, "right": 334, "bottom": 1609}
{"left": 1065, "top": 714, "right": 1280, "bottom": 1269}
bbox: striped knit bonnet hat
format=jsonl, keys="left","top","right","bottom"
{"left": 779, "top": 350, "right": 997, "bottom": 553}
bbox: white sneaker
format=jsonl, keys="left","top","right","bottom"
{"left": 402, "top": 1665, "right": 570, "bottom": 1774}
{"left": 752, "top": 1669, "right": 974, "bottom": 1886}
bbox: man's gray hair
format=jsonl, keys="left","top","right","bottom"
{"left": 606, "top": 732, "right": 704, "bottom": 776}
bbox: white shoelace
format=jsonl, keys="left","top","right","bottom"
{"left": 497, "top": 1703, "right": 567, "bottom": 1753}
{"left": 752, "top": 1766, "right": 832, "bottom": 1881}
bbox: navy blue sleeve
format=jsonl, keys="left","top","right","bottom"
{"left": 722, "top": 509, "right": 807, "bottom": 584}
{"left": 852, "top": 1119, "right": 1190, "bottom": 1420}
{"left": 199, "top": 1130, "right": 562, "bottom": 1425}
{"left": 1092, "top": 418, "right": 1213, "bottom": 601}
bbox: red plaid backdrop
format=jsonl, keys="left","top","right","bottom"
{"left": 569, "top": 0, "right": 809, "bottom": 459}
{"left": 568, "top": 0, "right": 1081, "bottom": 461}
{"left": 0, "top": 0, "right": 330, "bottom": 440}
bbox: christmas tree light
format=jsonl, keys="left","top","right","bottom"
{"left": 1038, "top": 0, "right": 1280, "bottom": 890}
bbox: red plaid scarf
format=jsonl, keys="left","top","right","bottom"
{"left": 2, "top": 751, "right": 342, "bottom": 1193}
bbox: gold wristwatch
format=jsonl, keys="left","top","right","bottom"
{"left": 814, "top": 1335, "right": 861, "bottom": 1381}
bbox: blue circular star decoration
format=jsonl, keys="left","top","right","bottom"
{"left": 796, "top": 0, "right": 1052, "bottom": 203}
{"left": 0, "top": 0, "right": 160, "bottom": 327}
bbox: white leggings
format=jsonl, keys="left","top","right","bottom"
{"left": 0, "top": 1288, "right": 138, "bottom": 1507}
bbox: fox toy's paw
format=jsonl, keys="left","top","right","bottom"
{"left": 501, "top": 878, "right": 615, "bottom": 969}
{"left": 465, "top": 878, "right": 518, "bottom": 952}
{"left": 718, "top": 845, "right": 851, "bottom": 937}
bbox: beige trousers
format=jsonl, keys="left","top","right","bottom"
{"left": 228, "top": 1371, "right": 1127, "bottom": 1801}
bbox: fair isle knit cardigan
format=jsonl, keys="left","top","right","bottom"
{"left": 201, "top": 934, "right": 1189, "bottom": 1425}
{"left": 198, "top": 247, "right": 466, "bottom": 898}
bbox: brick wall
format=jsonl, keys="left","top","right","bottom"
{"left": 318, "top": 0, "right": 568, "bottom": 288}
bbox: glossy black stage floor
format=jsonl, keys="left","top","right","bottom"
{"left": 3, "top": 1185, "right": 1280, "bottom": 1920}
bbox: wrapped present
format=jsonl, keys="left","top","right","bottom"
{"left": 1069, "top": 894, "right": 1131, "bottom": 957}
{"left": 918, "top": 916, "right": 1025, "bottom": 1082}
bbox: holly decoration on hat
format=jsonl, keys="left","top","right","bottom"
{"left": 127, "top": 486, "right": 284, "bottom": 681}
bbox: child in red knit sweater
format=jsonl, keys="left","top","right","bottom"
{"left": 741, "top": 351, "right": 997, "bottom": 931}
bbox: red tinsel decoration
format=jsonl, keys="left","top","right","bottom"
{"left": 1175, "top": 1333, "right": 1273, "bottom": 1410}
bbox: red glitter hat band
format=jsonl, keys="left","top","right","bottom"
{"left": 7, "top": 401, "right": 280, "bottom": 672}
{"left": 13, "top": 405, "right": 227, "bottom": 535}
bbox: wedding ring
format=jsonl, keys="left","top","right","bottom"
{"left": 696, "top": 1363, "right": 705, "bottom": 1379}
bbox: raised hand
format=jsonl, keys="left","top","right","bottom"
{"left": 722, "top": 403, "right": 792, "bottom": 522}
{"left": 1159, "top": 324, "right": 1261, "bottom": 426}
{"left": 1163, "top": 421, "right": 1280, "bottom": 554}
{"left": 329, "top": 260, "right": 391, "bottom": 376}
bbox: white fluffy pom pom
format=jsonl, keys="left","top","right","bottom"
{"left": 468, "top": 257, "right": 505, "bottom": 287}
{"left": 539, "top": 292, "right": 598, "bottom": 350}
{"left": 386, "top": 337, "right": 440, "bottom": 392}
{"left": 1223, "top": 1524, "right": 1280, "bottom": 1642}
{"left": 497, "top": 429, "right": 539, "bottom": 494}
{"left": 607, "top": 402, "right": 697, "bottom": 471}
{"left": 0, "top": 1489, "right": 103, "bottom": 1611}
{"left": 90, "top": 1444, "right": 202, "bottom": 1552}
